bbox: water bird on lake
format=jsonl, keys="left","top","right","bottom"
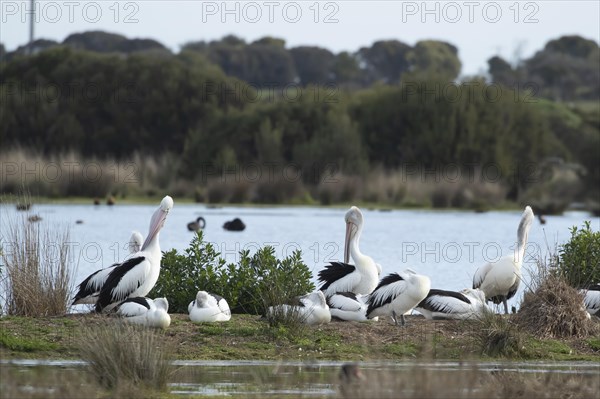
{"left": 93, "top": 198, "right": 100, "bottom": 205}
{"left": 473, "top": 206, "right": 534, "bottom": 314}
{"left": 16, "top": 202, "right": 31, "bottom": 211}
{"left": 114, "top": 297, "right": 171, "bottom": 328}
{"left": 223, "top": 218, "right": 245, "bottom": 231}
{"left": 187, "top": 216, "right": 206, "bottom": 231}
{"left": 106, "top": 196, "right": 116, "bottom": 206}
{"left": 327, "top": 292, "right": 373, "bottom": 322}
{"left": 414, "top": 288, "right": 489, "bottom": 320}
{"left": 27, "top": 215, "right": 42, "bottom": 222}
{"left": 580, "top": 284, "right": 599, "bottom": 317}
{"left": 76, "top": 220, "right": 84, "bottom": 224}
{"left": 188, "top": 291, "right": 231, "bottom": 322}
{"left": 318, "top": 206, "right": 379, "bottom": 297}
{"left": 366, "top": 269, "right": 431, "bottom": 326}
{"left": 267, "top": 291, "right": 331, "bottom": 325}
{"left": 72, "top": 196, "right": 173, "bottom": 312}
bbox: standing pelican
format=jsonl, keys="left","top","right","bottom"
{"left": 414, "top": 288, "right": 489, "bottom": 320}
{"left": 73, "top": 196, "right": 173, "bottom": 312}
{"left": 318, "top": 207, "right": 379, "bottom": 296}
{"left": 114, "top": 297, "right": 171, "bottom": 328}
{"left": 473, "top": 206, "right": 534, "bottom": 314}
{"left": 187, "top": 217, "right": 206, "bottom": 231}
{"left": 188, "top": 291, "right": 232, "bottom": 322}
{"left": 267, "top": 291, "right": 331, "bottom": 325}
{"left": 72, "top": 230, "right": 147, "bottom": 305}
{"left": 366, "top": 269, "right": 431, "bottom": 326}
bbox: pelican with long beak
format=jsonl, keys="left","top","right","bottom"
{"left": 318, "top": 206, "right": 379, "bottom": 297}
{"left": 73, "top": 196, "right": 174, "bottom": 312}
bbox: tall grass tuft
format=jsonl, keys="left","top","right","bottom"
{"left": 78, "top": 322, "right": 173, "bottom": 391}
{"left": 1, "top": 209, "right": 74, "bottom": 316}
{"left": 471, "top": 310, "right": 524, "bottom": 357}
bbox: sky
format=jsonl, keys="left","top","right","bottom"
{"left": 1, "top": 0, "right": 599, "bottom": 76}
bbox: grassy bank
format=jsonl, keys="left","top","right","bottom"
{"left": 1, "top": 314, "right": 599, "bottom": 362}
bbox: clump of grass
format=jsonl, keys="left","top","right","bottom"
{"left": 1, "top": 208, "right": 74, "bottom": 316}
{"left": 472, "top": 310, "right": 524, "bottom": 357}
{"left": 516, "top": 274, "right": 594, "bottom": 338}
{"left": 78, "top": 322, "right": 173, "bottom": 391}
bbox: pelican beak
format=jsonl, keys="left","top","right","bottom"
{"left": 344, "top": 222, "right": 355, "bottom": 264}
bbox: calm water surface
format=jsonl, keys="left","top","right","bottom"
{"left": 1, "top": 203, "right": 598, "bottom": 311}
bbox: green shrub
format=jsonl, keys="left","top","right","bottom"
{"left": 558, "top": 221, "right": 600, "bottom": 287}
{"left": 151, "top": 232, "right": 314, "bottom": 314}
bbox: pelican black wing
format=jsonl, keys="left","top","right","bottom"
{"left": 417, "top": 289, "right": 471, "bottom": 312}
{"left": 95, "top": 256, "right": 145, "bottom": 312}
{"left": 366, "top": 273, "right": 404, "bottom": 315}
{"left": 119, "top": 297, "right": 151, "bottom": 309}
{"left": 318, "top": 262, "right": 356, "bottom": 291}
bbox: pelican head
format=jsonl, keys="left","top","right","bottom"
{"left": 195, "top": 291, "right": 210, "bottom": 307}
{"left": 128, "top": 231, "right": 144, "bottom": 254}
{"left": 344, "top": 206, "right": 364, "bottom": 263}
{"left": 154, "top": 297, "right": 169, "bottom": 312}
{"left": 142, "top": 195, "right": 174, "bottom": 250}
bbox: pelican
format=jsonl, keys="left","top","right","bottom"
{"left": 114, "top": 297, "right": 171, "bottom": 328}
{"left": 581, "top": 284, "right": 599, "bottom": 317}
{"left": 187, "top": 217, "right": 206, "bottom": 231}
{"left": 414, "top": 288, "right": 489, "bottom": 320}
{"left": 318, "top": 207, "right": 379, "bottom": 296}
{"left": 267, "top": 291, "right": 331, "bottom": 325}
{"left": 473, "top": 206, "right": 534, "bottom": 314}
{"left": 128, "top": 230, "right": 144, "bottom": 254}
{"left": 366, "top": 269, "right": 431, "bottom": 326}
{"left": 72, "top": 230, "right": 147, "bottom": 305}
{"left": 73, "top": 196, "right": 173, "bottom": 312}
{"left": 188, "top": 291, "right": 231, "bottom": 322}
{"left": 327, "top": 292, "right": 374, "bottom": 322}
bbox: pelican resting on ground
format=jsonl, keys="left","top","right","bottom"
{"left": 188, "top": 291, "right": 231, "bottom": 322}
{"left": 267, "top": 291, "right": 331, "bottom": 325}
{"left": 473, "top": 206, "right": 534, "bottom": 314}
{"left": 327, "top": 292, "right": 376, "bottom": 322}
{"left": 114, "top": 297, "right": 171, "bottom": 328}
{"left": 366, "top": 269, "right": 431, "bottom": 326}
{"left": 414, "top": 288, "right": 489, "bottom": 320}
{"left": 73, "top": 196, "right": 173, "bottom": 312}
{"left": 318, "top": 206, "right": 379, "bottom": 297}
{"left": 580, "top": 284, "right": 600, "bottom": 317}
{"left": 72, "top": 230, "right": 146, "bottom": 305}
{"left": 187, "top": 217, "right": 206, "bottom": 231}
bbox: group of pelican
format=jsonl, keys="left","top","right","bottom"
{"left": 72, "top": 197, "right": 598, "bottom": 329}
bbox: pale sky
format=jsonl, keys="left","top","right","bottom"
{"left": 1, "top": 1, "right": 599, "bottom": 75}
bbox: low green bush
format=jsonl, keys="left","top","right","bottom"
{"left": 558, "top": 221, "right": 600, "bottom": 287}
{"left": 151, "top": 231, "right": 314, "bottom": 314}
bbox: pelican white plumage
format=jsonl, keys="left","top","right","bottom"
{"left": 473, "top": 206, "right": 534, "bottom": 314}
{"left": 366, "top": 269, "right": 431, "bottom": 326}
{"left": 581, "top": 284, "right": 600, "bottom": 317}
{"left": 188, "top": 291, "right": 231, "bottom": 322}
{"left": 72, "top": 230, "right": 146, "bottom": 305}
{"left": 327, "top": 292, "right": 374, "bottom": 321}
{"left": 318, "top": 207, "right": 379, "bottom": 296}
{"left": 268, "top": 291, "right": 331, "bottom": 325}
{"left": 73, "top": 196, "right": 173, "bottom": 312}
{"left": 415, "top": 288, "right": 490, "bottom": 320}
{"left": 114, "top": 297, "right": 171, "bottom": 328}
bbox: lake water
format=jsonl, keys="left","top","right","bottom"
{"left": 1, "top": 203, "right": 598, "bottom": 311}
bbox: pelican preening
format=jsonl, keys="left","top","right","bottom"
{"left": 128, "top": 231, "right": 144, "bottom": 254}
{"left": 415, "top": 288, "right": 489, "bottom": 320}
{"left": 188, "top": 291, "right": 232, "bottom": 322}
{"left": 327, "top": 292, "right": 373, "bottom": 322}
{"left": 72, "top": 196, "right": 173, "bottom": 312}
{"left": 473, "top": 206, "right": 534, "bottom": 314}
{"left": 318, "top": 207, "right": 379, "bottom": 297}
{"left": 114, "top": 297, "right": 171, "bottom": 328}
{"left": 366, "top": 269, "right": 431, "bottom": 326}
{"left": 581, "top": 284, "right": 600, "bottom": 317}
{"left": 187, "top": 217, "right": 206, "bottom": 231}
{"left": 267, "top": 291, "right": 331, "bottom": 325}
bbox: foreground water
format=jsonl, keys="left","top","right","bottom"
{"left": 1, "top": 203, "right": 598, "bottom": 310}
{"left": 2, "top": 359, "right": 599, "bottom": 397}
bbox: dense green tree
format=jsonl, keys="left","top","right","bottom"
{"left": 357, "top": 40, "right": 411, "bottom": 84}
{"left": 405, "top": 41, "right": 462, "bottom": 81}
